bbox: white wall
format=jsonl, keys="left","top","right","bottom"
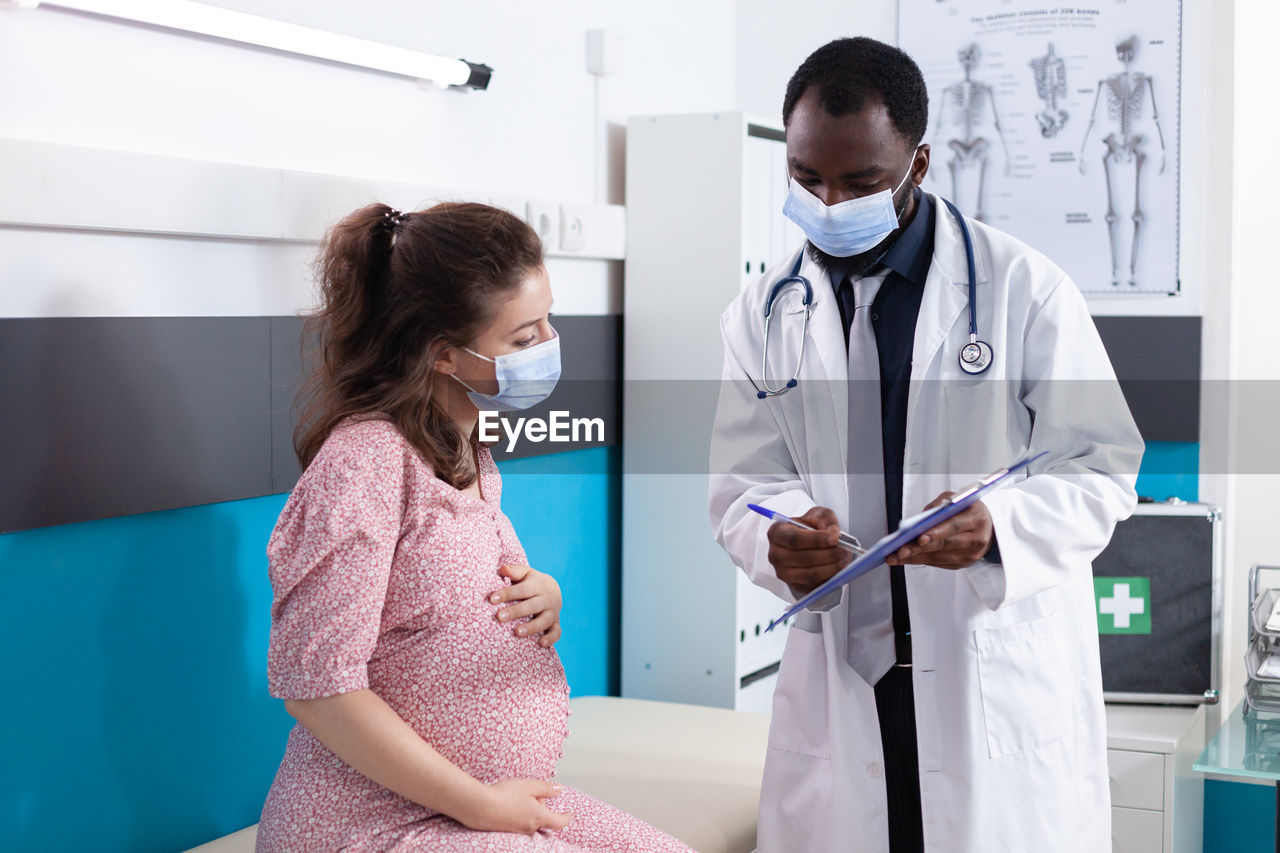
{"left": 1164, "top": 0, "right": 1241, "bottom": 732}
{"left": 0, "top": 0, "right": 740, "bottom": 317}
{"left": 1222, "top": 0, "right": 1280, "bottom": 728}
{"left": 1, "top": 0, "right": 738, "bottom": 198}
{"left": 734, "top": 0, "right": 896, "bottom": 123}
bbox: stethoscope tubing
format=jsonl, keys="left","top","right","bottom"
{"left": 757, "top": 266, "right": 812, "bottom": 398}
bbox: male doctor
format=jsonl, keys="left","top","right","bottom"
{"left": 709, "top": 38, "right": 1144, "bottom": 852}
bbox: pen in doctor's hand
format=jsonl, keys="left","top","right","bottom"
{"left": 747, "top": 504, "right": 866, "bottom": 555}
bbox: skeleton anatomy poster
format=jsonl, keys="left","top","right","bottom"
{"left": 898, "top": 1, "right": 1181, "bottom": 294}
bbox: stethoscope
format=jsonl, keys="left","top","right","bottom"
{"left": 755, "top": 197, "right": 991, "bottom": 400}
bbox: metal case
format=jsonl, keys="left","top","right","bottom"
{"left": 1093, "top": 500, "right": 1222, "bottom": 705}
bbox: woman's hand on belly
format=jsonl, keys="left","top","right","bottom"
{"left": 489, "top": 564, "right": 563, "bottom": 647}
{"left": 284, "top": 688, "right": 567, "bottom": 831}
{"left": 455, "top": 779, "right": 571, "bottom": 835}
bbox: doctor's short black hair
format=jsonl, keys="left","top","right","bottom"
{"left": 782, "top": 37, "right": 929, "bottom": 147}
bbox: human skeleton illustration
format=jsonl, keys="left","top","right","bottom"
{"left": 933, "top": 43, "right": 1010, "bottom": 222}
{"left": 1030, "top": 43, "right": 1069, "bottom": 138}
{"left": 1078, "top": 35, "right": 1167, "bottom": 287}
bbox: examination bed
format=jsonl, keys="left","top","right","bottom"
{"left": 186, "top": 696, "right": 771, "bottom": 853}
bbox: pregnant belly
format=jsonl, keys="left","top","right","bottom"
{"left": 368, "top": 618, "right": 570, "bottom": 783}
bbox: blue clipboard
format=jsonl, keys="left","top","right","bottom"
{"left": 767, "top": 451, "right": 1048, "bottom": 631}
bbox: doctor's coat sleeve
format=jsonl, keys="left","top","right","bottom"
{"left": 708, "top": 311, "right": 819, "bottom": 607}
{"left": 967, "top": 273, "right": 1145, "bottom": 610}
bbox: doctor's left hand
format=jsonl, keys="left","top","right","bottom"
{"left": 887, "top": 493, "right": 995, "bottom": 570}
{"left": 490, "top": 564, "right": 563, "bottom": 647}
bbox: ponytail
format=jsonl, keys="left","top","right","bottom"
{"left": 293, "top": 201, "right": 544, "bottom": 487}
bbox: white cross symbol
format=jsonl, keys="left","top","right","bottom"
{"left": 1099, "top": 583, "right": 1145, "bottom": 628}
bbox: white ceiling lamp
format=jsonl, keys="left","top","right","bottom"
{"left": 4, "top": 0, "right": 493, "bottom": 90}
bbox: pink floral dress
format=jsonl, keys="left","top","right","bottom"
{"left": 257, "top": 418, "right": 689, "bottom": 852}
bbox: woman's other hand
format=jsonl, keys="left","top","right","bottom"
{"left": 489, "top": 564, "right": 563, "bottom": 647}
{"left": 458, "top": 779, "right": 570, "bottom": 834}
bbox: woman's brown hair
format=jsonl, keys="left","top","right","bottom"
{"left": 294, "top": 201, "right": 545, "bottom": 488}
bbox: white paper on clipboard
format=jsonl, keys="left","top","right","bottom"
{"left": 767, "top": 451, "right": 1048, "bottom": 631}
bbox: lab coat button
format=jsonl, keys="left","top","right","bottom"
{"left": 866, "top": 762, "right": 883, "bottom": 779}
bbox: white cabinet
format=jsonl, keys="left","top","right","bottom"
{"left": 621, "top": 112, "right": 803, "bottom": 712}
{"left": 1112, "top": 807, "right": 1165, "bottom": 853}
{"left": 1108, "top": 748, "right": 1166, "bottom": 812}
{"left": 1105, "top": 704, "right": 1206, "bottom": 853}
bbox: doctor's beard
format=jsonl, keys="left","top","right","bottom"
{"left": 806, "top": 230, "right": 901, "bottom": 281}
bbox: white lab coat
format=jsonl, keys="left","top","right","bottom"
{"left": 709, "top": 193, "right": 1143, "bottom": 853}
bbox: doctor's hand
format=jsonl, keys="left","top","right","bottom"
{"left": 490, "top": 564, "right": 563, "bottom": 647}
{"left": 887, "top": 493, "right": 994, "bottom": 570}
{"left": 766, "top": 506, "right": 854, "bottom": 597}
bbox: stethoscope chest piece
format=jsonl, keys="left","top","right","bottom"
{"left": 941, "top": 197, "right": 994, "bottom": 377}
{"left": 959, "top": 338, "right": 993, "bottom": 375}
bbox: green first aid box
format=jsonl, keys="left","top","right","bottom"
{"left": 1094, "top": 576, "right": 1152, "bottom": 635}
{"left": 1089, "top": 502, "right": 1221, "bottom": 704}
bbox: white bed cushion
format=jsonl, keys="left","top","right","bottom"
{"left": 184, "top": 825, "right": 258, "bottom": 852}
{"left": 185, "top": 696, "right": 770, "bottom": 853}
{"left": 553, "top": 696, "right": 769, "bottom": 853}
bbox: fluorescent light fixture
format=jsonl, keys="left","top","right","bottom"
{"left": 10, "top": 0, "right": 493, "bottom": 89}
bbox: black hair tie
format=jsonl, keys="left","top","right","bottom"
{"left": 382, "top": 208, "right": 408, "bottom": 246}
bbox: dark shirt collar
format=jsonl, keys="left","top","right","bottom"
{"left": 878, "top": 188, "right": 935, "bottom": 287}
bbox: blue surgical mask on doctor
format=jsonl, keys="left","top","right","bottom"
{"left": 452, "top": 331, "right": 562, "bottom": 412}
{"left": 782, "top": 162, "right": 915, "bottom": 257}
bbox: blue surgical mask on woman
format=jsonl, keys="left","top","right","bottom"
{"left": 452, "top": 331, "right": 561, "bottom": 412}
{"left": 782, "top": 163, "right": 915, "bottom": 257}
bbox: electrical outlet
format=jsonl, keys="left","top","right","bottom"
{"left": 560, "top": 204, "right": 587, "bottom": 252}
{"left": 525, "top": 201, "right": 557, "bottom": 247}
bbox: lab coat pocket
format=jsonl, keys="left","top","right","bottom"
{"left": 768, "top": 627, "right": 830, "bottom": 758}
{"left": 758, "top": 747, "right": 834, "bottom": 851}
{"left": 974, "top": 611, "right": 1070, "bottom": 758}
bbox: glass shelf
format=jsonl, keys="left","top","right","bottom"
{"left": 1195, "top": 700, "right": 1280, "bottom": 782}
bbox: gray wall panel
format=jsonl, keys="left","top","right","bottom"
{"left": 0, "top": 312, "right": 1194, "bottom": 533}
{"left": 488, "top": 315, "right": 622, "bottom": 464}
{"left": 0, "top": 314, "right": 622, "bottom": 532}
{"left": 270, "top": 315, "right": 308, "bottom": 493}
{"left": 0, "top": 317, "right": 271, "bottom": 533}
{"left": 268, "top": 314, "right": 622, "bottom": 488}
{"left": 1093, "top": 316, "right": 1201, "bottom": 443}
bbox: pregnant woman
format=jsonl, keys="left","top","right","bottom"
{"left": 257, "top": 202, "right": 689, "bottom": 852}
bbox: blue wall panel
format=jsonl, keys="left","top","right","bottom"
{"left": 1204, "top": 779, "right": 1275, "bottom": 853}
{"left": 0, "top": 493, "right": 292, "bottom": 852}
{"left": 0, "top": 446, "right": 619, "bottom": 852}
{"left": 1136, "top": 440, "right": 1200, "bottom": 503}
{"left": 497, "top": 446, "right": 622, "bottom": 698}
